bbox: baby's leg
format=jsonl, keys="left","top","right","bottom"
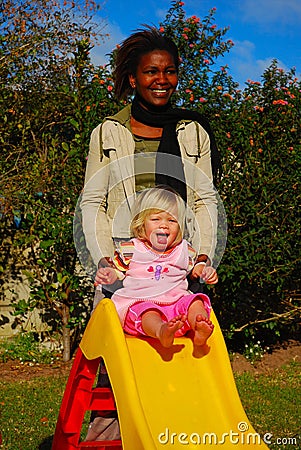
{"left": 141, "top": 311, "right": 186, "bottom": 348}
{"left": 187, "top": 300, "right": 214, "bottom": 346}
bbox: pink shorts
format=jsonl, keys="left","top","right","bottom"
{"left": 123, "top": 293, "right": 211, "bottom": 337}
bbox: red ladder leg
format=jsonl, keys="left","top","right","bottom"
{"left": 52, "top": 348, "right": 122, "bottom": 450}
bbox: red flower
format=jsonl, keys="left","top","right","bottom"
{"left": 272, "top": 99, "right": 288, "bottom": 105}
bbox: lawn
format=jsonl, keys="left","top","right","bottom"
{"left": 0, "top": 362, "right": 300, "bottom": 449}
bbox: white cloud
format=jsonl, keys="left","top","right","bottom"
{"left": 155, "top": 7, "right": 170, "bottom": 22}
{"left": 90, "top": 21, "right": 125, "bottom": 67}
{"left": 231, "top": 39, "right": 255, "bottom": 60}
{"left": 227, "top": 39, "right": 288, "bottom": 85}
{"left": 239, "top": 0, "right": 301, "bottom": 26}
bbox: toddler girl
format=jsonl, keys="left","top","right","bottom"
{"left": 95, "top": 187, "right": 217, "bottom": 348}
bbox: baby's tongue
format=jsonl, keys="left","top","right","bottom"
{"left": 157, "top": 233, "right": 168, "bottom": 244}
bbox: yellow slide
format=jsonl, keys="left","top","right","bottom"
{"left": 80, "top": 299, "right": 268, "bottom": 449}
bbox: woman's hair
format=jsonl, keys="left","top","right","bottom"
{"left": 113, "top": 26, "right": 179, "bottom": 100}
{"left": 131, "top": 186, "right": 186, "bottom": 246}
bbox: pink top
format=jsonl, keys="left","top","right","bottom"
{"left": 111, "top": 238, "right": 196, "bottom": 325}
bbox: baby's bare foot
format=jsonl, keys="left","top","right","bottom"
{"left": 193, "top": 314, "right": 214, "bottom": 346}
{"left": 158, "top": 314, "right": 186, "bottom": 347}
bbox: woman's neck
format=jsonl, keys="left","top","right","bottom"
{"left": 130, "top": 116, "right": 162, "bottom": 138}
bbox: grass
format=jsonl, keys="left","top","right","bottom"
{"left": 0, "top": 376, "right": 66, "bottom": 450}
{"left": 235, "top": 362, "right": 301, "bottom": 449}
{"left": 0, "top": 362, "right": 300, "bottom": 449}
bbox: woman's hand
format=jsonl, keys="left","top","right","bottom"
{"left": 191, "top": 263, "right": 218, "bottom": 285}
{"left": 94, "top": 267, "right": 118, "bottom": 286}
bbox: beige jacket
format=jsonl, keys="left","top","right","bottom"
{"left": 80, "top": 105, "right": 218, "bottom": 266}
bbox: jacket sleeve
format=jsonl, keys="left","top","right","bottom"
{"left": 194, "top": 123, "right": 218, "bottom": 262}
{"left": 183, "top": 122, "right": 218, "bottom": 262}
{"left": 80, "top": 122, "right": 115, "bottom": 266}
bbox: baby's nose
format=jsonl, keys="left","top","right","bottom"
{"left": 160, "top": 221, "right": 169, "bottom": 229}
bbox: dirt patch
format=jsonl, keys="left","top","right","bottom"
{"left": 0, "top": 359, "right": 73, "bottom": 382}
{"left": 231, "top": 340, "right": 301, "bottom": 374}
{"left": 0, "top": 341, "right": 300, "bottom": 381}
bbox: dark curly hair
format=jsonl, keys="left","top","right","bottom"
{"left": 113, "top": 26, "right": 179, "bottom": 100}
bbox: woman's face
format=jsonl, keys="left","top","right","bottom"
{"left": 129, "top": 50, "right": 178, "bottom": 108}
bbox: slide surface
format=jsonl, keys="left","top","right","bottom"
{"left": 80, "top": 299, "right": 268, "bottom": 449}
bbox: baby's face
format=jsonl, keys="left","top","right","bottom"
{"left": 144, "top": 210, "right": 180, "bottom": 252}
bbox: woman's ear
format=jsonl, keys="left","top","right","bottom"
{"left": 129, "top": 74, "right": 136, "bottom": 89}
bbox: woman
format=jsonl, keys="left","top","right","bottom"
{"left": 80, "top": 26, "right": 222, "bottom": 442}
{"left": 81, "top": 27, "right": 221, "bottom": 299}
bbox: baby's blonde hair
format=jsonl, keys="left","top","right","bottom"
{"left": 130, "top": 187, "right": 186, "bottom": 246}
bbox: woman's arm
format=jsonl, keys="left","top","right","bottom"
{"left": 80, "top": 123, "right": 115, "bottom": 266}
{"left": 184, "top": 122, "right": 218, "bottom": 263}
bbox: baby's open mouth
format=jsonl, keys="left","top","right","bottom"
{"left": 156, "top": 233, "right": 169, "bottom": 244}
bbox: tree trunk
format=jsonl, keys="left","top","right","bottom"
{"left": 61, "top": 304, "right": 71, "bottom": 362}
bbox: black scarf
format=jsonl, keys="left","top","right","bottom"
{"left": 131, "top": 96, "right": 222, "bottom": 202}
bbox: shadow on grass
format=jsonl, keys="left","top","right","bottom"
{"left": 39, "top": 435, "right": 53, "bottom": 449}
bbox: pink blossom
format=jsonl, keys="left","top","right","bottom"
{"left": 272, "top": 99, "right": 288, "bottom": 105}
{"left": 199, "top": 97, "right": 207, "bottom": 103}
{"left": 247, "top": 80, "right": 261, "bottom": 85}
{"left": 107, "top": 85, "right": 113, "bottom": 92}
{"left": 204, "top": 59, "right": 210, "bottom": 64}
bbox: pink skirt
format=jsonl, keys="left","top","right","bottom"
{"left": 123, "top": 293, "right": 211, "bottom": 337}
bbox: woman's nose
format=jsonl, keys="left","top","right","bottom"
{"left": 156, "top": 71, "right": 168, "bottom": 84}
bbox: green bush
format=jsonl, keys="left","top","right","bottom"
{"left": 212, "top": 64, "right": 301, "bottom": 347}
{"left": 0, "top": 332, "right": 59, "bottom": 364}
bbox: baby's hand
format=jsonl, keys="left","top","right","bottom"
{"left": 191, "top": 264, "right": 218, "bottom": 285}
{"left": 94, "top": 267, "right": 118, "bottom": 286}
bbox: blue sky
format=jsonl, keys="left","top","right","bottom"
{"left": 91, "top": 0, "right": 301, "bottom": 87}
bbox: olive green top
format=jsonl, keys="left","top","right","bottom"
{"left": 133, "top": 135, "right": 160, "bottom": 191}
